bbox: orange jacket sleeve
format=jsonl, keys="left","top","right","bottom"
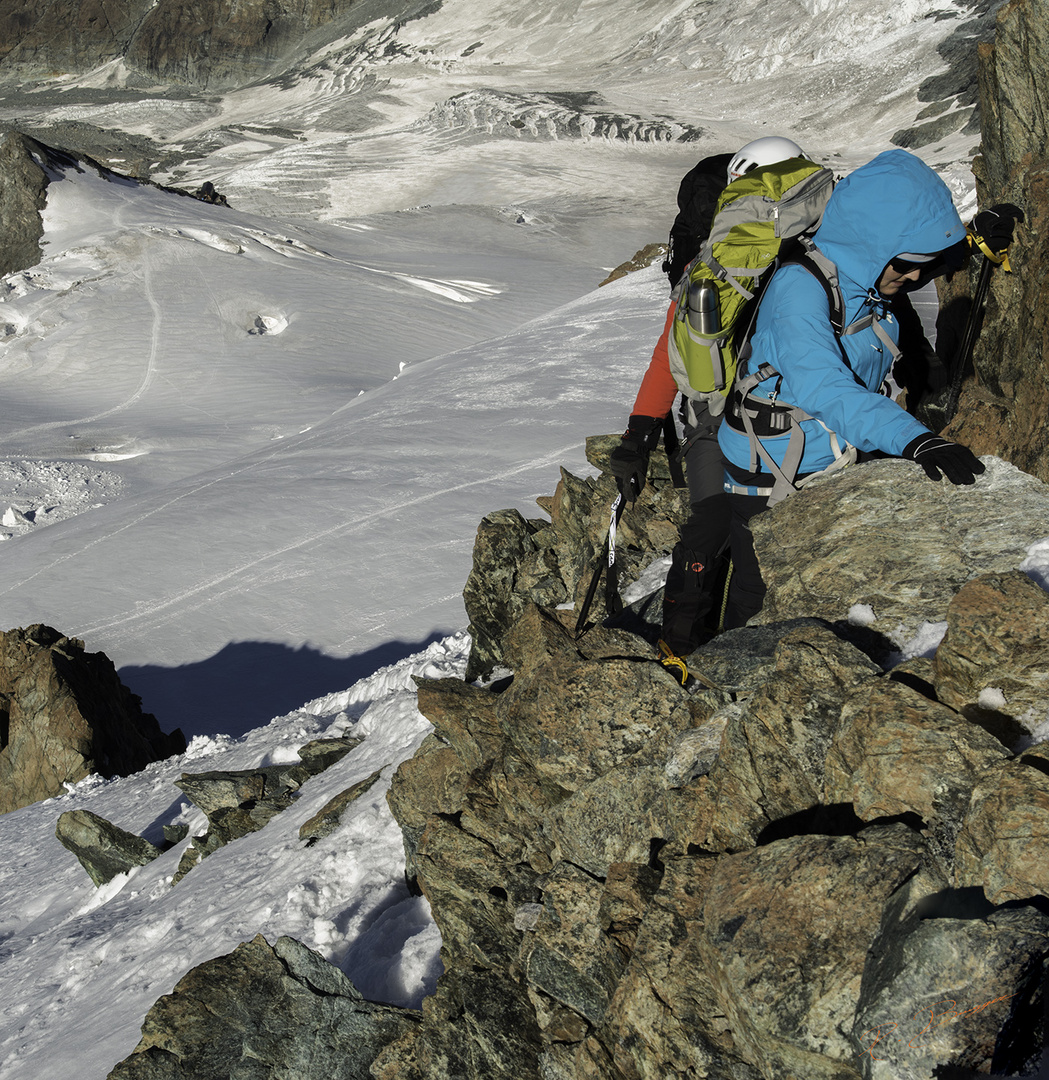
{"left": 631, "top": 300, "right": 680, "bottom": 419}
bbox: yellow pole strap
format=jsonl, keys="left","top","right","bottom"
{"left": 968, "top": 228, "right": 1013, "bottom": 273}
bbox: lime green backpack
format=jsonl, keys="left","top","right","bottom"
{"left": 667, "top": 157, "right": 835, "bottom": 400}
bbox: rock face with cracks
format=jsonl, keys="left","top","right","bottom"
{"left": 0, "top": 623, "right": 185, "bottom": 815}
{"left": 378, "top": 583, "right": 1049, "bottom": 1079}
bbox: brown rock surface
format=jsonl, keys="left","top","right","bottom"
{"left": 0, "top": 624, "right": 184, "bottom": 815}
{"left": 933, "top": 569, "right": 1049, "bottom": 723}
{"left": 941, "top": 0, "right": 1049, "bottom": 482}
{"left": 954, "top": 749, "right": 1049, "bottom": 902}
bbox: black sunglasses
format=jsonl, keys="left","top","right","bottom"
{"left": 889, "top": 255, "right": 932, "bottom": 274}
{"left": 889, "top": 239, "right": 971, "bottom": 279}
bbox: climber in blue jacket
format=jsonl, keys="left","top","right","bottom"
{"left": 718, "top": 148, "right": 986, "bottom": 628}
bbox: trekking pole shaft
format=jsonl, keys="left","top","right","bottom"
{"left": 943, "top": 254, "right": 995, "bottom": 425}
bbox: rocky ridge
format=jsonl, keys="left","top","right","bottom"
{"left": 366, "top": 447, "right": 1049, "bottom": 1080}
{"left": 55, "top": 734, "right": 365, "bottom": 886}
{"left": 101, "top": 444, "right": 1049, "bottom": 1080}
{"left": 47, "top": 0, "right": 1049, "bottom": 1074}
{"left": 0, "top": 0, "right": 437, "bottom": 90}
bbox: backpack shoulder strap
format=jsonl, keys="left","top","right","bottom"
{"left": 778, "top": 238, "right": 846, "bottom": 339}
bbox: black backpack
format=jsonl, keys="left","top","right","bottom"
{"left": 661, "top": 153, "right": 733, "bottom": 287}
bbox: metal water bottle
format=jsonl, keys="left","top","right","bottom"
{"left": 687, "top": 278, "right": 720, "bottom": 336}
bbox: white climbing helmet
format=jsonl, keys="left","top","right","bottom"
{"left": 726, "top": 136, "right": 806, "bottom": 183}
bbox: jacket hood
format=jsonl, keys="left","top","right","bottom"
{"left": 813, "top": 149, "right": 965, "bottom": 298}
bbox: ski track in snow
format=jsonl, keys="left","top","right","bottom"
{"left": 71, "top": 436, "right": 584, "bottom": 642}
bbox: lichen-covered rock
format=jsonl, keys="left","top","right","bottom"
{"left": 751, "top": 457, "right": 1049, "bottom": 645}
{"left": 854, "top": 902, "right": 1049, "bottom": 1080}
{"left": 370, "top": 967, "right": 543, "bottom": 1080}
{"left": 107, "top": 934, "right": 415, "bottom": 1079}
{"left": 463, "top": 508, "right": 550, "bottom": 681}
{"left": 954, "top": 748, "right": 1049, "bottom": 903}
{"left": 55, "top": 808, "right": 162, "bottom": 886}
{"left": 170, "top": 765, "right": 300, "bottom": 882}
{"left": 498, "top": 605, "right": 694, "bottom": 793}
{"left": 933, "top": 569, "right": 1049, "bottom": 725}
{"left": 523, "top": 862, "right": 626, "bottom": 1027}
{"left": 545, "top": 765, "right": 668, "bottom": 877}
{"left": 593, "top": 854, "right": 763, "bottom": 1080}
{"left": 825, "top": 678, "right": 1009, "bottom": 868}
{"left": 698, "top": 825, "right": 930, "bottom": 1080}
{"left": 702, "top": 624, "right": 881, "bottom": 852}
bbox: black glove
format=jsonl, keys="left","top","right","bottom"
{"left": 972, "top": 203, "right": 1024, "bottom": 251}
{"left": 608, "top": 414, "right": 661, "bottom": 498}
{"left": 902, "top": 434, "right": 985, "bottom": 485}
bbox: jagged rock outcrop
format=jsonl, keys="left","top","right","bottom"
{"left": 377, "top": 430, "right": 1049, "bottom": 1079}
{"left": 107, "top": 933, "right": 416, "bottom": 1079}
{"left": 463, "top": 441, "right": 1049, "bottom": 680}
{"left": 941, "top": 0, "right": 1049, "bottom": 482}
{"left": 171, "top": 734, "right": 362, "bottom": 881}
{"left": 0, "top": 0, "right": 408, "bottom": 89}
{"left": 463, "top": 435, "right": 687, "bottom": 680}
{"left": 0, "top": 130, "right": 48, "bottom": 277}
{"left": 55, "top": 808, "right": 163, "bottom": 886}
{"left": 0, "top": 624, "right": 185, "bottom": 815}
{"left": 299, "top": 767, "right": 385, "bottom": 844}
{"left": 380, "top": 587, "right": 1049, "bottom": 1079}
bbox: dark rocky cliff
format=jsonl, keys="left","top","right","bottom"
{"left": 0, "top": 0, "right": 436, "bottom": 89}
{"left": 0, "top": 624, "right": 186, "bottom": 815}
{"left": 942, "top": 0, "right": 1049, "bottom": 481}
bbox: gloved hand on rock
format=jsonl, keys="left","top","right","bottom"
{"left": 902, "top": 434, "right": 985, "bottom": 485}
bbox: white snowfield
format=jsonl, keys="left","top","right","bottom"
{"left": 0, "top": 0, "right": 1028, "bottom": 1076}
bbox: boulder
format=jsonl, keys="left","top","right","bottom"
{"left": 0, "top": 624, "right": 185, "bottom": 815}
{"left": 107, "top": 934, "right": 416, "bottom": 1079}
{"left": 55, "top": 808, "right": 163, "bottom": 886}
{"left": 750, "top": 456, "right": 1049, "bottom": 647}
{"left": 954, "top": 748, "right": 1049, "bottom": 903}
{"left": 694, "top": 825, "right": 930, "bottom": 1080}
{"left": 825, "top": 678, "right": 1009, "bottom": 869}
{"left": 855, "top": 902, "right": 1049, "bottom": 1079}
{"left": 702, "top": 623, "right": 881, "bottom": 852}
{"left": 933, "top": 570, "right": 1049, "bottom": 726}
{"left": 171, "top": 766, "right": 299, "bottom": 882}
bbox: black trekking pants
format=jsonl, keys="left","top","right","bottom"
{"left": 721, "top": 459, "right": 814, "bottom": 629}
{"left": 661, "top": 401, "right": 731, "bottom": 654}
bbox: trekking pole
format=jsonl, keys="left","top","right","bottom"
{"left": 574, "top": 479, "right": 630, "bottom": 638}
{"left": 942, "top": 209, "right": 1022, "bottom": 425}
{"left": 942, "top": 254, "right": 994, "bottom": 426}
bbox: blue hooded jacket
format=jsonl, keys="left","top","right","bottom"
{"left": 718, "top": 149, "right": 966, "bottom": 476}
